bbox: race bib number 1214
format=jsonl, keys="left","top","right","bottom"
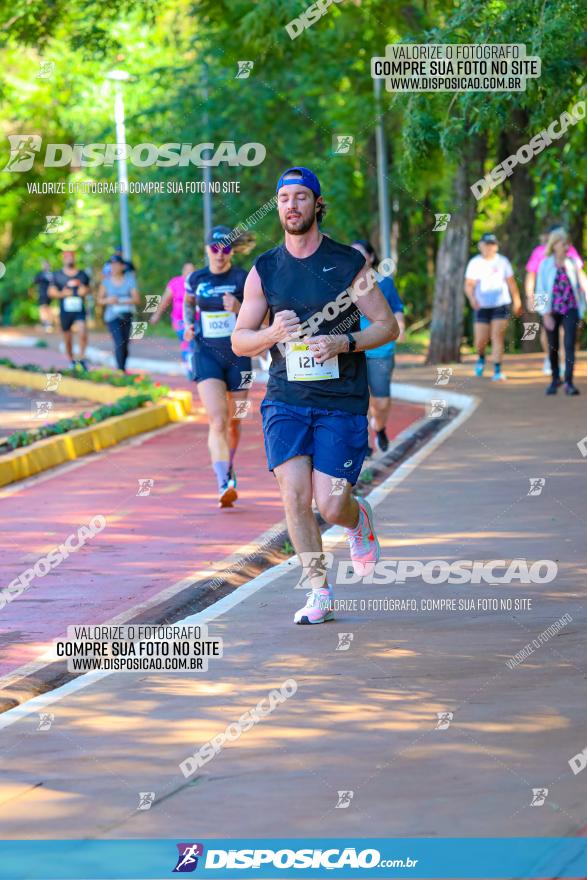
{"left": 285, "top": 342, "right": 339, "bottom": 381}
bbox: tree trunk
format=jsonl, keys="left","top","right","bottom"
{"left": 500, "top": 108, "right": 539, "bottom": 352}
{"left": 426, "top": 140, "right": 483, "bottom": 364}
{"left": 423, "top": 193, "right": 436, "bottom": 279}
{"left": 569, "top": 191, "right": 586, "bottom": 254}
{"left": 501, "top": 109, "right": 537, "bottom": 274}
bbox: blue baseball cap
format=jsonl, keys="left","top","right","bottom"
{"left": 276, "top": 166, "right": 321, "bottom": 197}
{"left": 205, "top": 225, "right": 232, "bottom": 246}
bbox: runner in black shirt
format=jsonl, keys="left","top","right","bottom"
{"left": 183, "top": 226, "right": 253, "bottom": 508}
{"left": 233, "top": 167, "right": 398, "bottom": 624}
{"left": 49, "top": 250, "right": 90, "bottom": 370}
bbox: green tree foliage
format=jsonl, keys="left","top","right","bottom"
{"left": 0, "top": 0, "right": 584, "bottom": 356}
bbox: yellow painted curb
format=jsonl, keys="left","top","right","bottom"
{"left": 0, "top": 366, "right": 133, "bottom": 403}
{"left": 0, "top": 390, "right": 192, "bottom": 488}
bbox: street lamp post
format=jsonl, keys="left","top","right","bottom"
{"left": 201, "top": 65, "right": 213, "bottom": 262}
{"left": 106, "top": 70, "right": 132, "bottom": 262}
{"left": 374, "top": 76, "right": 391, "bottom": 261}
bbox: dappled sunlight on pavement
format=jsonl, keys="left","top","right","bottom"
{"left": 0, "top": 353, "right": 585, "bottom": 840}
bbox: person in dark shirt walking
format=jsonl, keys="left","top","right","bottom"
{"left": 48, "top": 250, "right": 90, "bottom": 370}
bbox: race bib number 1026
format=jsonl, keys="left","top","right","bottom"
{"left": 201, "top": 310, "right": 236, "bottom": 338}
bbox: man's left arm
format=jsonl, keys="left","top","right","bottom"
{"left": 387, "top": 278, "right": 406, "bottom": 341}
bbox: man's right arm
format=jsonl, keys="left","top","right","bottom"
{"left": 232, "top": 266, "right": 300, "bottom": 357}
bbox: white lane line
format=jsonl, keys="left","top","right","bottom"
{"left": 0, "top": 385, "right": 478, "bottom": 729}
{"left": 0, "top": 516, "right": 288, "bottom": 690}
{"left": 0, "top": 560, "right": 297, "bottom": 730}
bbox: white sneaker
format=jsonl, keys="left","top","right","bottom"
{"left": 294, "top": 587, "right": 334, "bottom": 625}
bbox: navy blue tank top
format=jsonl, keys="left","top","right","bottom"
{"left": 255, "top": 236, "right": 368, "bottom": 415}
{"left": 185, "top": 265, "right": 247, "bottom": 352}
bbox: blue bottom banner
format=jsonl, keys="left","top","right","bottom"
{"left": 1, "top": 838, "right": 587, "bottom": 879}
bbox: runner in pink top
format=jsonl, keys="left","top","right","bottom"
{"left": 169, "top": 274, "right": 187, "bottom": 330}
{"left": 150, "top": 262, "right": 195, "bottom": 375}
{"left": 526, "top": 243, "right": 582, "bottom": 273}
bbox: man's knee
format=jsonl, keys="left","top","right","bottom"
{"left": 279, "top": 478, "right": 312, "bottom": 514}
{"left": 316, "top": 492, "right": 348, "bottom": 524}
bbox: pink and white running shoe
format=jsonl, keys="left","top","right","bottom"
{"left": 345, "top": 498, "right": 381, "bottom": 576}
{"left": 294, "top": 586, "right": 334, "bottom": 625}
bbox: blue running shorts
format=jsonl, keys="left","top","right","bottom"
{"left": 261, "top": 399, "right": 368, "bottom": 486}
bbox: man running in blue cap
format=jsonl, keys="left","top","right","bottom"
{"left": 232, "top": 167, "right": 398, "bottom": 624}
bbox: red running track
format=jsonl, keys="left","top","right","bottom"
{"left": 0, "top": 353, "right": 424, "bottom": 681}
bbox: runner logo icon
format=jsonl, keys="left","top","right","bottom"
{"left": 137, "top": 792, "right": 155, "bottom": 810}
{"left": 2, "top": 134, "right": 42, "bottom": 172}
{"left": 173, "top": 843, "right": 204, "bottom": 872}
{"left": 37, "top": 712, "right": 54, "bottom": 731}
{"left": 335, "top": 790, "right": 354, "bottom": 808}
{"left": 435, "top": 711, "right": 453, "bottom": 730}
{"left": 143, "top": 294, "right": 162, "bottom": 313}
{"left": 332, "top": 135, "right": 355, "bottom": 155}
{"left": 530, "top": 787, "right": 549, "bottom": 806}
{"left": 235, "top": 61, "right": 254, "bottom": 79}
{"left": 433, "top": 213, "right": 451, "bottom": 231}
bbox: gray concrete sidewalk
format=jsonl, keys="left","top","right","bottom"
{"left": 0, "top": 357, "right": 586, "bottom": 839}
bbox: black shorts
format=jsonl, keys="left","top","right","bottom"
{"left": 38, "top": 291, "right": 50, "bottom": 306}
{"left": 475, "top": 305, "right": 510, "bottom": 324}
{"left": 193, "top": 344, "right": 252, "bottom": 392}
{"left": 60, "top": 312, "right": 86, "bottom": 332}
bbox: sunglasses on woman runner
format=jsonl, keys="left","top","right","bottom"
{"left": 209, "top": 244, "right": 232, "bottom": 254}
